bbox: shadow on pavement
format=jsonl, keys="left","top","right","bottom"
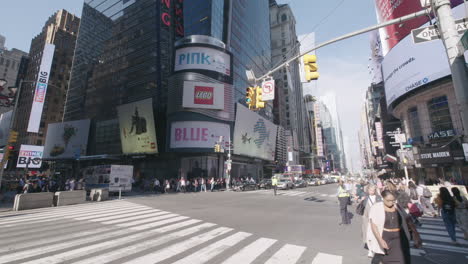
{"left": 304, "top": 196, "right": 325, "bottom": 202}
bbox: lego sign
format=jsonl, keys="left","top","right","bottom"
{"left": 16, "top": 145, "right": 44, "bottom": 168}
{"left": 183, "top": 81, "right": 224, "bottom": 110}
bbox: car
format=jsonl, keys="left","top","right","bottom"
{"left": 277, "top": 179, "right": 294, "bottom": 190}
{"left": 294, "top": 179, "right": 307, "bottom": 188}
{"left": 233, "top": 181, "right": 258, "bottom": 191}
{"left": 258, "top": 179, "right": 272, "bottom": 189}
{"left": 307, "top": 179, "right": 318, "bottom": 186}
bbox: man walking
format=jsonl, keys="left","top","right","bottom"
{"left": 272, "top": 176, "right": 278, "bottom": 196}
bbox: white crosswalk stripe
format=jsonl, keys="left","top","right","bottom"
{"left": 0, "top": 200, "right": 343, "bottom": 264}
{"left": 415, "top": 217, "right": 468, "bottom": 255}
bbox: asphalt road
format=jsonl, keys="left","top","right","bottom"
{"left": 0, "top": 183, "right": 466, "bottom": 264}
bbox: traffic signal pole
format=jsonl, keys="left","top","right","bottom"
{"left": 253, "top": 8, "right": 431, "bottom": 82}
{"left": 0, "top": 79, "right": 23, "bottom": 190}
{"left": 432, "top": 0, "right": 468, "bottom": 141}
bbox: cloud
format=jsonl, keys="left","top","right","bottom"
{"left": 303, "top": 57, "right": 370, "bottom": 173}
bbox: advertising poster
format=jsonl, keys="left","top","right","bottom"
{"left": 182, "top": 81, "right": 225, "bottom": 110}
{"left": 170, "top": 121, "right": 230, "bottom": 149}
{"left": 0, "top": 110, "right": 12, "bottom": 146}
{"left": 16, "top": 145, "right": 44, "bottom": 168}
{"left": 117, "top": 98, "right": 158, "bottom": 154}
{"left": 27, "top": 43, "right": 55, "bottom": 133}
{"left": 43, "top": 119, "right": 91, "bottom": 159}
{"left": 233, "top": 103, "right": 277, "bottom": 161}
{"left": 175, "top": 46, "right": 231, "bottom": 76}
{"left": 382, "top": 4, "right": 464, "bottom": 106}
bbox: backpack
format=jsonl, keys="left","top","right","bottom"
{"left": 423, "top": 187, "right": 432, "bottom": 198}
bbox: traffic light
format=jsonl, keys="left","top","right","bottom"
{"left": 303, "top": 54, "right": 319, "bottom": 81}
{"left": 214, "top": 143, "right": 220, "bottom": 152}
{"left": 254, "top": 86, "right": 265, "bottom": 109}
{"left": 3, "top": 145, "right": 14, "bottom": 161}
{"left": 8, "top": 130, "right": 18, "bottom": 143}
{"left": 245, "top": 87, "right": 255, "bottom": 109}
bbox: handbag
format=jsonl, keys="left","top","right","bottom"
{"left": 408, "top": 203, "right": 423, "bottom": 217}
{"left": 356, "top": 199, "right": 366, "bottom": 215}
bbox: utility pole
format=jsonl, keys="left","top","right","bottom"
{"left": 432, "top": 0, "right": 468, "bottom": 140}
{"left": 396, "top": 128, "right": 410, "bottom": 186}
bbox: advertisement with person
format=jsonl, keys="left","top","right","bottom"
{"left": 0, "top": 110, "right": 12, "bottom": 146}
{"left": 382, "top": 4, "right": 464, "bottom": 107}
{"left": 43, "top": 119, "right": 91, "bottom": 159}
{"left": 16, "top": 145, "right": 44, "bottom": 168}
{"left": 117, "top": 98, "right": 158, "bottom": 154}
{"left": 27, "top": 43, "right": 55, "bottom": 133}
{"left": 174, "top": 46, "right": 231, "bottom": 76}
{"left": 170, "top": 121, "right": 230, "bottom": 149}
{"left": 233, "top": 103, "right": 277, "bottom": 161}
{"left": 375, "top": 0, "right": 462, "bottom": 54}
{"left": 182, "top": 81, "right": 225, "bottom": 110}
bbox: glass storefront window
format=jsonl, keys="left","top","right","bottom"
{"left": 408, "top": 107, "right": 422, "bottom": 141}
{"left": 427, "top": 95, "right": 453, "bottom": 132}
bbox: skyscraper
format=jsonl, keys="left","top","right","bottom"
{"left": 14, "top": 10, "right": 79, "bottom": 147}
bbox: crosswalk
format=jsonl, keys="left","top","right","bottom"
{"left": 415, "top": 216, "right": 468, "bottom": 256}
{"left": 239, "top": 189, "right": 336, "bottom": 198}
{"left": 0, "top": 200, "right": 343, "bottom": 264}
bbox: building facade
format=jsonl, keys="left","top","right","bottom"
{"left": 14, "top": 10, "right": 79, "bottom": 147}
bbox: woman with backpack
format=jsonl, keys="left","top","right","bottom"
{"left": 435, "top": 187, "right": 459, "bottom": 245}
{"left": 452, "top": 187, "right": 468, "bottom": 240}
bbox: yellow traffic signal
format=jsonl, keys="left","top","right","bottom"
{"left": 246, "top": 87, "right": 255, "bottom": 109}
{"left": 303, "top": 54, "right": 319, "bottom": 81}
{"left": 214, "top": 143, "right": 220, "bottom": 152}
{"left": 8, "top": 130, "right": 18, "bottom": 143}
{"left": 254, "top": 86, "right": 265, "bottom": 109}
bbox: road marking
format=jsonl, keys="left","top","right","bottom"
{"left": 122, "top": 227, "right": 233, "bottom": 264}
{"left": 100, "top": 211, "right": 170, "bottom": 224}
{"left": 410, "top": 248, "right": 426, "bottom": 256}
{"left": 420, "top": 234, "right": 468, "bottom": 245}
{"left": 264, "top": 244, "right": 306, "bottom": 264}
{"left": 222, "top": 238, "right": 277, "bottom": 264}
{"left": 86, "top": 209, "right": 165, "bottom": 222}
{"left": 128, "top": 216, "right": 190, "bottom": 230}
{"left": 172, "top": 232, "right": 252, "bottom": 264}
{"left": 19, "top": 219, "right": 203, "bottom": 264}
{"left": 285, "top": 191, "right": 307, "bottom": 196}
{"left": 115, "top": 213, "right": 180, "bottom": 227}
{"left": 71, "top": 207, "right": 155, "bottom": 221}
{"left": 71, "top": 223, "right": 217, "bottom": 264}
{"left": 311, "top": 252, "right": 342, "bottom": 264}
{"left": 422, "top": 242, "right": 468, "bottom": 254}
{"left": 417, "top": 228, "right": 464, "bottom": 238}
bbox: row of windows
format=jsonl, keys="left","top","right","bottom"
{"left": 407, "top": 95, "right": 454, "bottom": 140}
{"left": 0, "top": 57, "right": 19, "bottom": 70}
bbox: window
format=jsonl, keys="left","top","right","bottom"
{"left": 427, "top": 95, "right": 453, "bottom": 132}
{"left": 408, "top": 107, "right": 422, "bottom": 140}
{"left": 281, "top": 14, "right": 287, "bottom": 22}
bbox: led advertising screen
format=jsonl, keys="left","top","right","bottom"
{"left": 174, "top": 46, "right": 231, "bottom": 76}
{"left": 170, "top": 121, "right": 230, "bottom": 149}
{"left": 43, "top": 119, "right": 91, "bottom": 159}
{"left": 182, "top": 81, "right": 225, "bottom": 110}
{"left": 16, "top": 145, "right": 44, "bottom": 168}
{"left": 233, "top": 103, "right": 277, "bottom": 161}
{"left": 27, "top": 43, "right": 55, "bottom": 133}
{"left": 382, "top": 4, "right": 464, "bottom": 107}
{"left": 117, "top": 98, "right": 158, "bottom": 154}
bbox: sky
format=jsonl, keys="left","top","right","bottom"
{"left": 0, "top": 0, "right": 379, "bottom": 173}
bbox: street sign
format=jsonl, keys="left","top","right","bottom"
{"left": 412, "top": 18, "right": 468, "bottom": 44}
{"left": 403, "top": 145, "right": 413, "bottom": 148}
{"left": 261, "top": 79, "right": 275, "bottom": 101}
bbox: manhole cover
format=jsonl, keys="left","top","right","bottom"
{"left": 423, "top": 253, "right": 459, "bottom": 264}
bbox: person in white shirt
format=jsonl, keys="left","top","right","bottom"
{"left": 361, "top": 185, "right": 382, "bottom": 257}
{"left": 180, "top": 177, "right": 186, "bottom": 193}
{"left": 154, "top": 178, "right": 160, "bottom": 194}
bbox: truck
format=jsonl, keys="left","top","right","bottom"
{"left": 83, "top": 165, "right": 134, "bottom": 192}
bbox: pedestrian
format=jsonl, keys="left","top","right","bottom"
{"left": 154, "top": 178, "right": 160, "bottom": 194}
{"left": 337, "top": 180, "right": 351, "bottom": 225}
{"left": 210, "top": 177, "right": 215, "bottom": 192}
{"left": 164, "top": 180, "right": 170, "bottom": 194}
{"left": 200, "top": 178, "right": 207, "bottom": 192}
{"left": 22, "top": 180, "right": 31, "bottom": 194}
{"left": 451, "top": 187, "right": 468, "bottom": 240}
{"left": 180, "top": 177, "right": 186, "bottom": 193}
{"left": 360, "top": 184, "right": 382, "bottom": 257}
{"left": 434, "top": 187, "right": 459, "bottom": 245}
{"left": 367, "top": 190, "right": 422, "bottom": 263}
{"left": 69, "top": 178, "right": 76, "bottom": 191}
{"left": 417, "top": 183, "right": 436, "bottom": 217}
{"left": 272, "top": 175, "right": 278, "bottom": 196}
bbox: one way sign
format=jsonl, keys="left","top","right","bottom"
{"left": 412, "top": 18, "right": 468, "bottom": 44}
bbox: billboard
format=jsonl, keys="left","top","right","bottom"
{"left": 233, "top": 104, "right": 277, "bottom": 161}
{"left": 170, "top": 121, "right": 230, "bottom": 149}
{"left": 375, "top": 0, "right": 463, "bottom": 54}
{"left": 0, "top": 110, "right": 12, "bottom": 146}
{"left": 174, "top": 46, "right": 231, "bottom": 76}
{"left": 314, "top": 103, "right": 324, "bottom": 157}
{"left": 27, "top": 43, "right": 55, "bottom": 133}
{"left": 383, "top": 4, "right": 464, "bottom": 107}
{"left": 182, "top": 81, "right": 224, "bottom": 110}
{"left": 16, "top": 145, "right": 44, "bottom": 168}
{"left": 117, "top": 98, "right": 158, "bottom": 154}
{"left": 43, "top": 119, "right": 91, "bottom": 159}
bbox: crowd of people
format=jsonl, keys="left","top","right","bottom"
{"left": 337, "top": 177, "right": 468, "bottom": 264}
{"left": 15, "top": 177, "right": 85, "bottom": 194}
